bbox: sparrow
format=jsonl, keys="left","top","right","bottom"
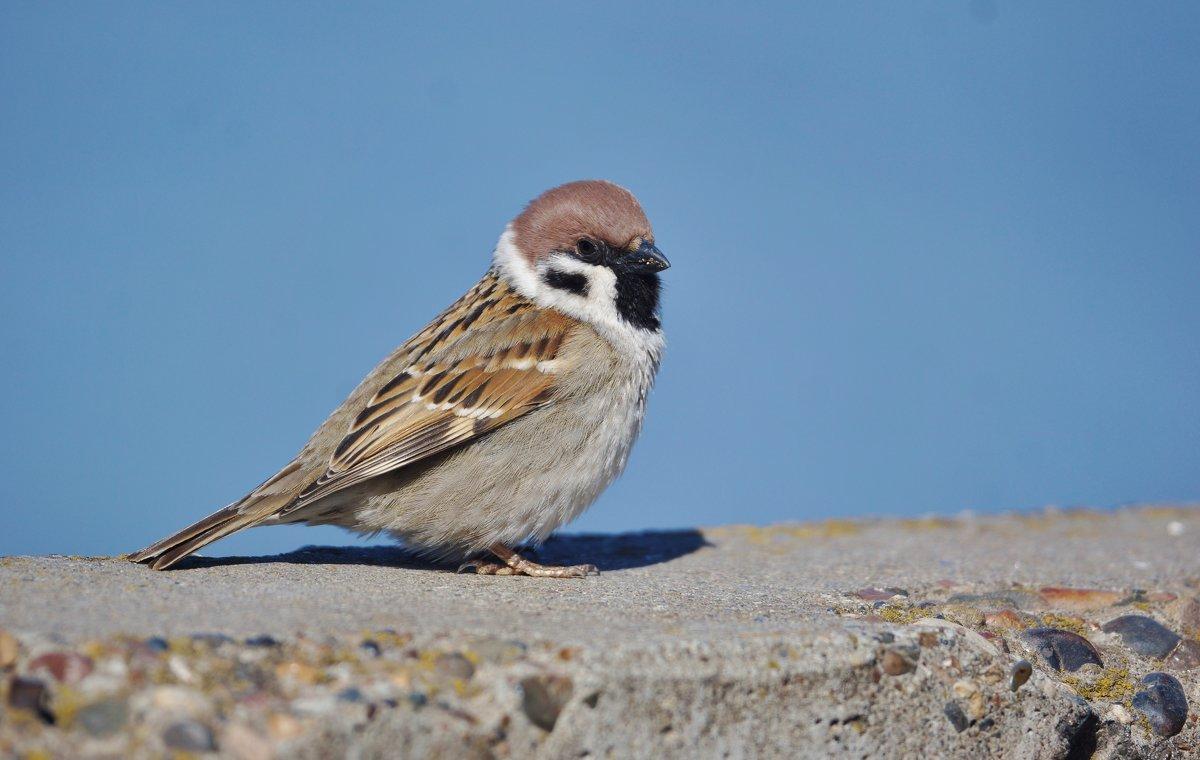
{"left": 130, "top": 180, "right": 669, "bottom": 577}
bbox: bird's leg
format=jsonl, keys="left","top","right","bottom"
{"left": 489, "top": 543, "right": 599, "bottom": 578}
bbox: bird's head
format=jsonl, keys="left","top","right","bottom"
{"left": 494, "top": 180, "right": 669, "bottom": 338}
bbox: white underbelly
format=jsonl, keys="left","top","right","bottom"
{"left": 343, "top": 370, "right": 652, "bottom": 557}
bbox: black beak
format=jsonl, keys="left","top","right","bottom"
{"left": 628, "top": 240, "right": 671, "bottom": 272}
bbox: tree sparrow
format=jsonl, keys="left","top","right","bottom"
{"left": 130, "top": 180, "right": 669, "bottom": 577}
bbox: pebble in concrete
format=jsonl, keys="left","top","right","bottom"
{"left": 1101, "top": 615, "right": 1180, "bottom": 659}
{"left": 1179, "top": 597, "right": 1200, "bottom": 637}
{"left": 163, "top": 720, "right": 218, "bottom": 752}
{"left": 1020, "top": 628, "right": 1102, "bottom": 672}
{"left": 7, "top": 677, "right": 53, "bottom": 724}
{"left": 881, "top": 648, "right": 916, "bottom": 676}
{"left": 1009, "top": 660, "right": 1033, "bottom": 691}
{"left": 244, "top": 634, "right": 280, "bottom": 648}
{"left": 28, "top": 651, "right": 93, "bottom": 684}
{"left": 521, "top": 675, "right": 574, "bottom": 732}
{"left": 942, "top": 701, "right": 970, "bottom": 733}
{"left": 143, "top": 637, "right": 169, "bottom": 653}
{"left": 1130, "top": 672, "right": 1188, "bottom": 738}
{"left": 1038, "top": 587, "right": 1122, "bottom": 611}
{"left": 1163, "top": 639, "right": 1200, "bottom": 671}
{"left": 434, "top": 652, "right": 476, "bottom": 680}
{"left": 76, "top": 698, "right": 129, "bottom": 737}
{"left": 0, "top": 630, "right": 18, "bottom": 669}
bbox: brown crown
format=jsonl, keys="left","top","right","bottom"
{"left": 511, "top": 180, "right": 653, "bottom": 263}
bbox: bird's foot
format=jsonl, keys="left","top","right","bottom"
{"left": 488, "top": 543, "right": 599, "bottom": 578}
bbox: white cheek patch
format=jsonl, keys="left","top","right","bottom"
{"left": 492, "top": 225, "right": 665, "bottom": 363}
{"left": 536, "top": 253, "right": 618, "bottom": 318}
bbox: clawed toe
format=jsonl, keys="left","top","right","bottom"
{"left": 552, "top": 563, "right": 599, "bottom": 578}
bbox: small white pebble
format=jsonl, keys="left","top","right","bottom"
{"left": 1167, "top": 521, "right": 1185, "bottom": 537}
{"left": 952, "top": 679, "right": 979, "bottom": 698}
{"left": 1108, "top": 704, "right": 1134, "bottom": 724}
{"left": 168, "top": 656, "right": 196, "bottom": 684}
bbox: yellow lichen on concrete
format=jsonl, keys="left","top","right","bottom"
{"left": 1038, "top": 614, "right": 1090, "bottom": 635}
{"left": 1062, "top": 668, "right": 1135, "bottom": 702}
{"left": 876, "top": 604, "right": 925, "bottom": 625}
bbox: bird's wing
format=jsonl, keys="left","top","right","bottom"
{"left": 288, "top": 305, "right": 575, "bottom": 510}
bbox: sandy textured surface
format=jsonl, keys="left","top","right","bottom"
{"left": 3, "top": 507, "right": 1197, "bottom": 642}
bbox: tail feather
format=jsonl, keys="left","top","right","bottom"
{"left": 129, "top": 493, "right": 293, "bottom": 570}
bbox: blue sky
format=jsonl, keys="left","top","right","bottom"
{"left": 2, "top": 2, "right": 1198, "bottom": 558}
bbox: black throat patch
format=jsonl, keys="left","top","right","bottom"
{"left": 609, "top": 262, "right": 662, "bottom": 331}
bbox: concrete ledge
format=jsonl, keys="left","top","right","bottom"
{"left": 1, "top": 506, "right": 1197, "bottom": 758}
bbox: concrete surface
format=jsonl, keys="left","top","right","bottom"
{"left": 1, "top": 505, "right": 1198, "bottom": 758}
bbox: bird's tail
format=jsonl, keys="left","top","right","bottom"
{"left": 128, "top": 492, "right": 293, "bottom": 570}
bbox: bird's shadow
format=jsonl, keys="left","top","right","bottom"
{"left": 171, "top": 529, "right": 710, "bottom": 573}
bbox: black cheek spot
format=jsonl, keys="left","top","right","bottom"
{"left": 543, "top": 269, "right": 588, "bottom": 296}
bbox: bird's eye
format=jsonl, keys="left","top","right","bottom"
{"left": 575, "top": 238, "right": 600, "bottom": 260}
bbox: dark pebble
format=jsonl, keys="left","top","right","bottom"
{"left": 7, "top": 676, "right": 54, "bottom": 724}
{"left": 144, "top": 637, "right": 170, "bottom": 653}
{"left": 408, "top": 691, "right": 428, "bottom": 708}
{"left": 1164, "top": 639, "right": 1200, "bottom": 671}
{"left": 1101, "top": 615, "right": 1180, "bottom": 659}
{"left": 163, "top": 720, "right": 217, "bottom": 752}
{"left": 76, "top": 698, "right": 128, "bottom": 737}
{"left": 360, "top": 640, "right": 382, "bottom": 657}
{"left": 244, "top": 634, "right": 279, "bottom": 647}
{"left": 338, "top": 687, "right": 364, "bottom": 703}
{"left": 1131, "top": 672, "right": 1188, "bottom": 737}
{"left": 1020, "top": 628, "right": 1103, "bottom": 672}
{"left": 521, "top": 675, "right": 574, "bottom": 732}
{"left": 943, "top": 701, "right": 970, "bottom": 733}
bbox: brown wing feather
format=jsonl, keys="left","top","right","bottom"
{"left": 289, "top": 305, "right": 573, "bottom": 510}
